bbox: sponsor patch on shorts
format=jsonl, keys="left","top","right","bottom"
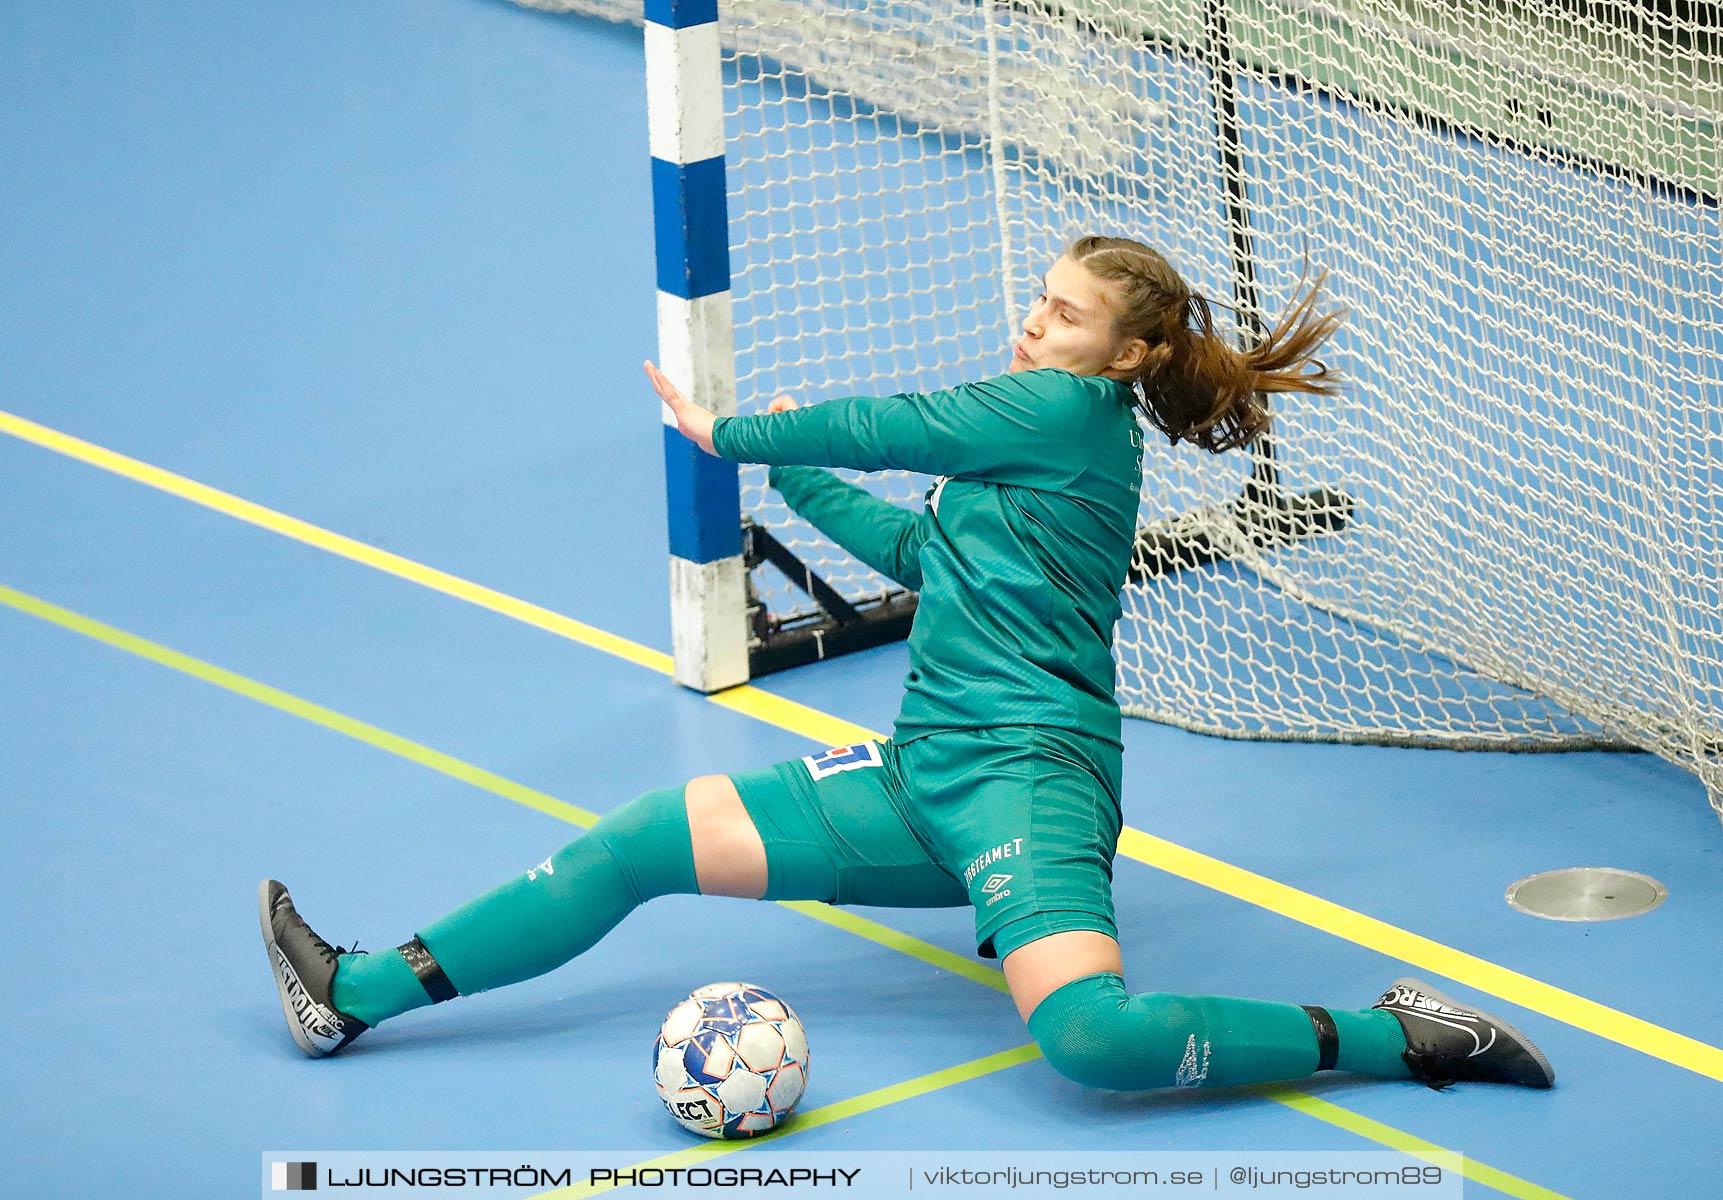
{"left": 802, "top": 742, "right": 884, "bottom": 780}
{"left": 962, "top": 837, "right": 1026, "bottom": 886}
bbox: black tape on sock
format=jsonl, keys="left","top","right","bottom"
{"left": 1303, "top": 1006, "right": 1340, "bottom": 1072}
{"left": 400, "top": 936, "right": 459, "bottom": 1004}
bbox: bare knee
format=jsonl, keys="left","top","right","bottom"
{"left": 1002, "top": 930, "right": 1124, "bottom": 1022}
{"left": 684, "top": 775, "right": 768, "bottom": 899}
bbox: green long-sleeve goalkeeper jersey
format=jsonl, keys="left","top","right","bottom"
{"left": 712, "top": 369, "right": 1145, "bottom": 747}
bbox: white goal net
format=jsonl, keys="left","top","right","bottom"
{"left": 523, "top": 0, "right": 1722, "bottom": 817}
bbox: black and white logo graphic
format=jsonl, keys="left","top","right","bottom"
{"left": 271, "top": 1161, "right": 317, "bottom": 1191}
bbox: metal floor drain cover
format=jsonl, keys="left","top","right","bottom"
{"left": 1505, "top": 867, "right": 1667, "bottom": 921}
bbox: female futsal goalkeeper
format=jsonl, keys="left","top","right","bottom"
{"left": 261, "top": 235, "right": 1552, "bottom": 1093}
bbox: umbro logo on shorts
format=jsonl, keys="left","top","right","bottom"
{"left": 802, "top": 742, "right": 884, "bottom": 780}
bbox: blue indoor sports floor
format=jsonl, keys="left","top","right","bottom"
{"left": 2, "top": 3, "right": 1720, "bottom": 1197}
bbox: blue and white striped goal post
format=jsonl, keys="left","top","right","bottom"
{"left": 646, "top": 0, "right": 748, "bottom": 692}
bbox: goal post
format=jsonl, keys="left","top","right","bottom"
{"left": 524, "top": 0, "right": 1722, "bottom": 819}
{"left": 646, "top": 0, "right": 749, "bottom": 692}
{"left": 647, "top": 0, "right": 926, "bottom": 689}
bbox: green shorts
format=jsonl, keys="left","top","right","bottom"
{"left": 727, "top": 727, "right": 1124, "bottom": 960}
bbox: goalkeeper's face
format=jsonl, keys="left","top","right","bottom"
{"left": 1009, "top": 256, "right": 1147, "bottom": 380}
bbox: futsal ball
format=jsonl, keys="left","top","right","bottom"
{"left": 653, "top": 982, "right": 810, "bottom": 1139}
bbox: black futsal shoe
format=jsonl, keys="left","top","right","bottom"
{"left": 1374, "top": 977, "right": 1554, "bottom": 1090}
{"left": 258, "top": 879, "right": 369, "bottom": 1058}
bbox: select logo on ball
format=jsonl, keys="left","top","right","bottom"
{"left": 653, "top": 982, "right": 810, "bottom": 1139}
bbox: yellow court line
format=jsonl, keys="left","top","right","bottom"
{"left": 1119, "top": 829, "right": 1723, "bottom": 1085}
{"left": 1, "top": 581, "right": 1559, "bottom": 1200}
{"left": 1262, "top": 1089, "right": 1564, "bottom": 1200}
{"left": 706, "top": 685, "right": 877, "bottom": 752}
{"left": 1, "top": 406, "right": 880, "bottom": 747}
{"left": 5, "top": 410, "right": 1720, "bottom": 1086}
{"left": 720, "top": 699, "right": 1723, "bottom": 1087}
{"left": 0, "top": 408, "right": 672, "bottom": 676}
{"left": 0, "top": 584, "right": 603, "bottom": 830}
{"left": 776, "top": 901, "right": 1011, "bottom": 995}
{"left": 533, "top": 1044, "right": 1044, "bottom": 1200}
{"left": 0, "top": 581, "right": 973, "bottom": 989}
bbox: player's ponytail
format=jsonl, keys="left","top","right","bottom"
{"left": 1069, "top": 235, "right": 1345, "bottom": 454}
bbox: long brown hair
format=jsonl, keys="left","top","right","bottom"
{"left": 1067, "top": 235, "right": 1345, "bottom": 453}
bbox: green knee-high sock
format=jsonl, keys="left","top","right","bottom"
{"left": 332, "top": 785, "right": 697, "bottom": 1027}
{"left": 1027, "top": 973, "right": 1413, "bottom": 1091}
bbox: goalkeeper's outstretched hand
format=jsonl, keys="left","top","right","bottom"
{"left": 644, "top": 360, "right": 717, "bottom": 455}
